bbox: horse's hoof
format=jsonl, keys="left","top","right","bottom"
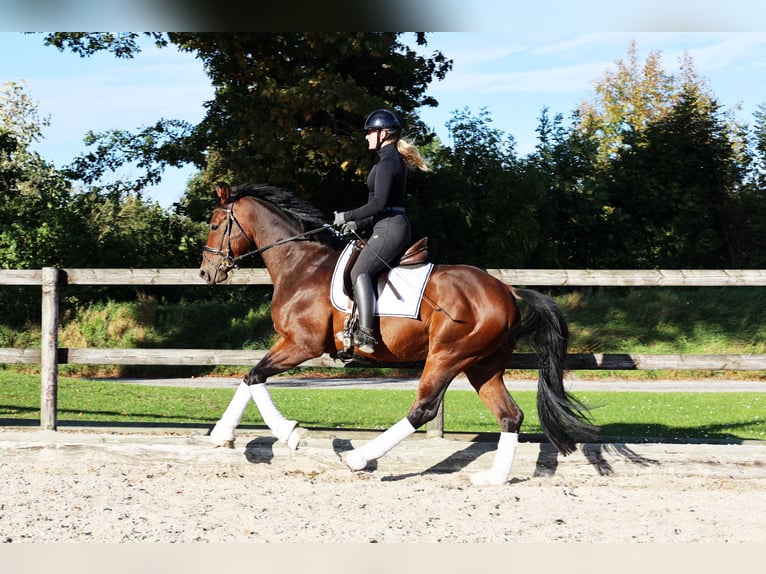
{"left": 343, "top": 449, "right": 369, "bottom": 471}
{"left": 469, "top": 470, "right": 509, "bottom": 486}
{"left": 275, "top": 419, "right": 298, "bottom": 443}
{"left": 209, "top": 424, "right": 236, "bottom": 448}
{"left": 210, "top": 437, "right": 235, "bottom": 449}
{"left": 287, "top": 426, "right": 308, "bottom": 451}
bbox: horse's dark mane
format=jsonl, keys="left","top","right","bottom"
{"left": 230, "top": 183, "right": 344, "bottom": 250}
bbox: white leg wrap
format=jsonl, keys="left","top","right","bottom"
{"left": 250, "top": 383, "right": 298, "bottom": 444}
{"left": 471, "top": 432, "right": 518, "bottom": 485}
{"left": 345, "top": 417, "right": 416, "bottom": 471}
{"left": 210, "top": 381, "right": 252, "bottom": 446}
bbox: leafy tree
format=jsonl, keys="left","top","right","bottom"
{"left": 0, "top": 80, "right": 74, "bottom": 269}
{"left": 603, "top": 88, "right": 744, "bottom": 268}
{"left": 43, "top": 32, "right": 452, "bottom": 216}
{"left": 528, "top": 107, "right": 605, "bottom": 267}
{"left": 733, "top": 103, "right": 766, "bottom": 267}
{"left": 577, "top": 41, "right": 679, "bottom": 164}
{"left": 409, "top": 108, "right": 539, "bottom": 268}
{"left": 1, "top": 79, "right": 205, "bottom": 271}
{"left": 567, "top": 42, "right": 749, "bottom": 268}
{"left": 746, "top": 104, "right": 766, "bottom": 191}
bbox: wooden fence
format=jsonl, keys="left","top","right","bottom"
{"left": 2, "top": 267, "right": 765, "bottom": 432}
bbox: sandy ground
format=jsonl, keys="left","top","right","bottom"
{"left": 1, "top": 426, "right": 764, "bottom": 543}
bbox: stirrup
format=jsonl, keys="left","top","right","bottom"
{"left": 337, "top": 314, "right": 357, "bottom": 352}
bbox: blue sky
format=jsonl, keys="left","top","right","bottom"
{"left": 3, "top": 31, "right": 766, "bottom": 208}
{"left": 416, "top": 32, "right": 766, "bottom": 149}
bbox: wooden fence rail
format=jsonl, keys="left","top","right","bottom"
{"left": 1, "top": 267, "right": 764, "bottom": 431}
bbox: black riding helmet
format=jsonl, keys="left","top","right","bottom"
{"left": 364, "top": 109, "right": 403, "bottom": 150}
{"left": 364, "top": 109, "right": 403, "bottom": 132}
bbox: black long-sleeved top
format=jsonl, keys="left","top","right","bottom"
{"left": 343, "top": 143, "right": 407, "bottom": 223}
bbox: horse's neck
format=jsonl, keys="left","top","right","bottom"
{"left": 260, "top": 242, "right": 337, "bottom": 290}
{"left": 246, "top": 198, "right": 337, "bottom": 288}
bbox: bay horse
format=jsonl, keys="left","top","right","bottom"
{"left": 199, "top": 183, "right": 598, "bottom": 485}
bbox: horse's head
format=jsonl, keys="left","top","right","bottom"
{"left": 199, "top": 183, "right": 256, "bottom": 285}
{"left": 200, "top": 182, "right": 342, "bottom": 285}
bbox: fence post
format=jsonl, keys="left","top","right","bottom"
{"left": 426, "top": 401, "right": 444, "bottom": 438}
{"left": 40, "top": 267, "right": 59, "bottom": 430}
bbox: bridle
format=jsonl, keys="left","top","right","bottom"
{"left": 202, "top": 198, "right": 337, "bottom": 279}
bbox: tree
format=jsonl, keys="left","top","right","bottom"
{"left": 569, "top": 42, "right": 748, "bottom": 268}
{"left": 528, "top": 107, "right": 604, "bottom": 267}
{"left": 747, "top": 103, "right": 766, "bottom": 189}
{"left": 732, "top": 103, "right": 766, "bottom": 267}
{"left": 577, "top": 41, "right": 678, "bottom": 164}
{"left": 603, "top": 88, "right": 744, "bottom": 268}
{"left": 408, "top": 108, "right": 539, "bottom": 268}
{"left": 44, "top": 33, "right": 452, "bottom": 216}
{"left": 0, "top": 80, "right": 74, "bottom": 269}
{"left": 1, "top": 80, "right": 205, "bottom": 278}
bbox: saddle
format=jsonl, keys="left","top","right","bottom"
{"left": 343, "top": 237, "right": 429, "bottom": 298}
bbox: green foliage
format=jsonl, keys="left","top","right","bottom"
{"left": 0, "top": 81, "right": 207, "bottom": 273}
{"left": 63, "top": 119, "right": 198, "bottom": 195}
{"left": 43, "top": 32, "right": 168, "bottom": 59}
{"left": 4, "top": 35, "right": 766, "bottom": 305}
{"left": 561, "top": 288, "right": 766, "bottom": 357}
{"left": 2, "top": 287, "right": 764, "bottom": 381}
{"left": 528, "top": 108, "right": 604, "bottom": 267}
{"left": 601, "top": 90, "right": 744, "bottom": 268}
{"left": 732, "top": 103, "right": 766, "bottom": 268}
{"left": 1, "top": 81, "right": 73, "bottom": 269}
{"left": 47, "top": 32, "right": 452, "bottom": 216}
{"left": 531, "top": 45, "right": 760, "bottom": 269}
{"left": 55, "top": 292, "right": 276, "bottom": 349}
{"left": 409, "top": 108, "right": 543, "bottom": 267}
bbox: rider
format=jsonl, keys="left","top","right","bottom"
{"left": 333, "top": 108, "right": 428, "bottom": 353}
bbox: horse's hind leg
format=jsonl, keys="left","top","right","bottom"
{"left": 343, "top": 359, "right": 457, "bottom": 471}
{"left": 465, "top": 364, "right": 523, "bottom": 485}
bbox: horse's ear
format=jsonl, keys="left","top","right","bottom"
{"left": 215, "top": 182, "right": 231, "bottom": 203}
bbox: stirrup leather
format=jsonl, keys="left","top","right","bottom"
{"left": 338, "top": 312, "right": 358, "bottom": 353}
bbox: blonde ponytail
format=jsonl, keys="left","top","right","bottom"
{"left": 396, "top": 138, "right": 429, "bottom": 172}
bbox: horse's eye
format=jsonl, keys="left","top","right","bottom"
{"left": 211, "top": 224, "right": 220, "bottom": 231}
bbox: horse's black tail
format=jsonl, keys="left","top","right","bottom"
{"left": 510, "top": 287, "right": 599, "bottom": 455}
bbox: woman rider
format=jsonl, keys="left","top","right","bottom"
{"left": 333, "top": 109, "right": 428, "bottom": 353}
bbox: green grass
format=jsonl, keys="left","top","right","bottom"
{"left": 1, "top": 373, "right": 763, "bottom": 441}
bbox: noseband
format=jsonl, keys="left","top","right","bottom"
{"left": 203, "top": 199, "right": 338, "bottom": 279}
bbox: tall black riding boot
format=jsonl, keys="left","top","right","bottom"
{"left": 352, "top": 273, "right": 377, "bottom": 353}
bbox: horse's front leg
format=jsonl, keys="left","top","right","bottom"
{"left": 209, "top": 380, "right": 253, "bottom": 448}
{"left": 210, "top": 338, "right": 315, "bottom": 449}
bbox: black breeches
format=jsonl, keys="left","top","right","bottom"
{"left": 350, "top": 213, "right": 411, "bottom": 285}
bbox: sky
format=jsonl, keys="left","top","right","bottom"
{"left": 3, "top": 31, "right": 766, "bottom": 208}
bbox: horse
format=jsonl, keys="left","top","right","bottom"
{"left": 199, "top": 183, "right": 598, "bottom": 485}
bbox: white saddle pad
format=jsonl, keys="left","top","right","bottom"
{"left": 330, "top": 242, "right": 434, "bottom": 319}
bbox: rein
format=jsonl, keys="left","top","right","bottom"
{"left": 202, "top": 201, "right": 338, "bottom": 275}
